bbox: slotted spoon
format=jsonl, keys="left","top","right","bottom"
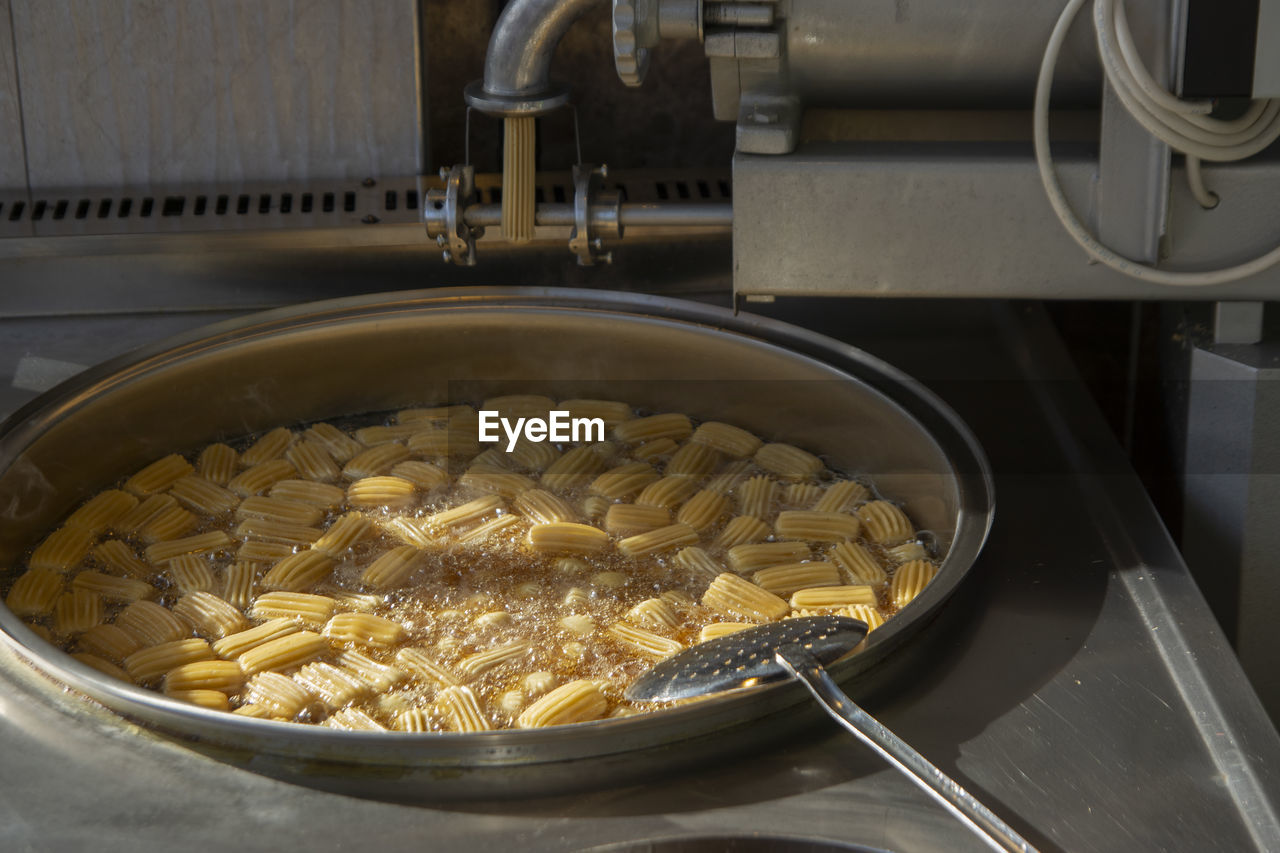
{"left": 625, "top": 616, "right": 1038, "bottom": 853}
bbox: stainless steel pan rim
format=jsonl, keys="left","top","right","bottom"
{"left": 0, "top": 287, "right": 993, "bottom": 783}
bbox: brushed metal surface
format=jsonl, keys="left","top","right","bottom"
{"left": 0, "top": 287, "right": 994, "bottom": 797}
{"left": 0, "top": 0, "right": 25, "bottom": 191}
{"left": 8, "top": 0, "right": 420, "bottom": 188}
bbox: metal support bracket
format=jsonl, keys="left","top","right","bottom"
{"left": 569, "top": 164, "right": 623, "bottom": 265}
{"left": 424, "top": 164, "right": 480, "bottom": 266}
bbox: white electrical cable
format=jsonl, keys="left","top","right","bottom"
{"left": 1036, "top": 0, "right": 1280, "bottom": 285}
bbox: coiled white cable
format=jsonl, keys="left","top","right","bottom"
{"left": 1036, "top": 0, "right": 1280, "bottom": 285}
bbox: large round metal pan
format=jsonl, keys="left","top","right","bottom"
{"left": 0, "top": 287, "right": 993, "bottom": 799}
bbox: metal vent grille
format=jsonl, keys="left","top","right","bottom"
{"left": 0, "top": 171, "right": 731, "bottom": 240}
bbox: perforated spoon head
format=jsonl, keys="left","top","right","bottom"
{"left": 623, "top": 615, "right": 869, "bottom": 703}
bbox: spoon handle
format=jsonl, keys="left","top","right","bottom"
{"left": 776, "top": 645, "right": 1038, "bottom": 853}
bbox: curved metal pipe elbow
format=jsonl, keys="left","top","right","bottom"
{"left": 465, "top": 0, "right": 605, "bottom": 116}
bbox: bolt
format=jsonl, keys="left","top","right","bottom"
{"left": 361, "top": 214, "right": 380, "bottom": 224}
{"left": 596, "top": 164, "right": 610, "bottom": 178}
{"left": 436, "top": 234, "right": 447, "bottom": 247}
{"left": 361, "top": 177, "right": 377, "bottom": 187}
{"left": 592, "top": 238, "right": 604, "bottom": 250}
{"left": 602, "top": 252, "right": 614, "bottom": 264}
{"left": 439, "top": 167, "right": 450, "bottom": 180}
{"left": 442, "top": 249, "right": 453, "bottom": 263}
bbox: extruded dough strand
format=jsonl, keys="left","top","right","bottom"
{"left": 115, "top": 601, "right": 191, "bottom": 647}
{"left": 164, "top": 659, "right": 245, "bottom": 694}
{"left": 326, "top": 708, "right": 387, "bottom": 731}
{"left": 607, "top": 622, "right": 683, "bottom": 659}
{"left": 425, "top": 495, "right": 504, "bottom": 532}
{"left": 604, "top": 503, "right": 670, "bottom": 535}
{"left": 53, "top": 589, "right": 103, "bottom": 635}
{"left": 891, "top": 559, "right": 938, "bottom": 609}
{"left": 124, "top": 453, "right": 193, "bottom": 496}
{"left": 775, "top": 510, "right": 861, "bottom": 542}
{"left": 245, "top": 671, "right": 314, "bottom": 718}
{"left": 789, "top": 584, "right": 877, "bottom": 610}
{"left": 752, "top": 561, "right": 841, "bottom": 597}
{"left": 78, "top": 624, "right": 141, "bottom": 662}
{"left": 516, "top": 679, "right": 607, "bottom": 728}
{"left": 145, "top": 531, "right": 234, "bottom": 564}
{"left": 457, "top": 640, "right": 534, "bottom": 677}
{"left": 856, "top": 500, "right": 916, "bottom": 545}
{"left": 635, "top": 476, "right": 699, "bottom": 509}
{"left": 236, "top": 496, "right": 324, "bottom": 527}
{"left": 540, "top": 445, "right": 609, "bottom": 490}
{"left": 198, "top": 443, "right": 239, "bottom": 484}
{"left": 261, "top": 551, "right": 334, "bottom": 592}
{"left": 137, "top": 504, "right": 198, "bottom": 543}
{"left": 438, "top": 685, "right": 492, "bottom": 732}
{"left": 735, "top": 475, "right": 777, "bottom": 521}
{"left": 589, "top": 462, "right": 659, "bottom": 499}
{"left": 235, "top": 518, "right": 323, "bottom": 546}
{"left": 212, "top": 618, "right": 301, "bottom": 660}
{"left": 71, "top": 570, "right": 153, "bottom": 603}
{"left": 303, "top": 422, "right": 363, "bottom": 463}
{"left": 313, "top": 513, "right": 376, "bottom": 555}
{"left": 238, "top": 631, "right": 328, "bottom": 676}
{"left": 335, "top": 649, "right": 406, "bottom": 691}
{"left": 675, "top": 490, "right": 730, "bottom": 532}
{"left": 5, "top": 568, "right": 63, "bottom": 617}
{"left": 65, "top": 490, "right": 138, "bottom": 532}
{"left": 395, "top": 648, "right": 462, "bottom": 687}
{"left": 167, "top": 554, "right": 215, "bottom": 593}
{"left": 698, "top": 622, "right": 755, "bottom": 642}
{"left": 115, "top": 494, "right": 179, "bottom": 536}
{"left": 227, "top": 459, "right": 297, "bottom": 498}
{"left": 625, "top": 598, "right": 680, "bottom": 631}
{"left": 169, "top": 476, "right": 240, "bottom": 516}
{"left": 293, "top": 661, "right": 370, "bottom": 710}
{"left": 727, "top": 541, "right": 811, "bottom": 573}
{"left": 29, "top": 527, "right": 94, "bottom": 573}
{"left": 754, "top": 443, "right": 824, "bottom": 481}
{"left": 527, "top": 522, "right": 609, "bottom": 555}
{"left": 240, "top": 427, "right": 295, "bottom": 467}
{"left": 92, "top": 540, "right": 151, "bottom": 579}
{"left": 248, "top": 591, "right": 337, "bottom": 627}
{"left": 270, "top": 479, "right": 346, "bottom": 510}
{"left": 673, "top": 546, "right": 722, "bottom": 581}
{"left": 714, "top": 515, "right": 771, "bottom": 548}
{"left": 702, "top": 573, "right": 789, "bottom": 622}
{"left": 690, "top": 421, "right": 762, "bottom": 458}
{"left": 285, "top": 440, "right": 342, "bottom": 482}
{"left": 347, "top": 476, "right": 417, "bottom": 510}
{"left": 323, "top": 612, "right": 406, "bottom": 648}
{"left": 361, "top": 545, "right": 429, "bottom": 591}
{"left": 390, "top": 460, "right": 449, "bottom": 491}
{"left": 828, "top": 541, "right": 887, "bottom": 585}
{"left": 515, "top": 489, "right": 580, "bottom": 524}
{"left": 813, "top": 480, "right": 871, "bottom": 513}
{"left": 172, "top": 591, "right": 248, "bottom": 639}
{"left": 666, "top": 442, "right": 722, "bottom": 478}
{"left": 617, "top": 523, "right": 699, "bottom": 557}
{"left": 343, "top": 444, "right": 412, "bottom": 481}
{"left": 124, "top": 638, "right": 213, "bottom": 682}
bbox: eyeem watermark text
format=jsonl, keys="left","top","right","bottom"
{"left": 478, "top": 410, "right": 605, "bottom": 451}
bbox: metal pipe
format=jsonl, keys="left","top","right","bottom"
{"left": 449, "top": 202, "right": 733, "bottom": 229}
{"left": 483, "top": 0, "right": 605, "bottom": 98}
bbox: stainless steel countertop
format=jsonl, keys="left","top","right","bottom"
{"left": 0, "top": 296, "right": 1276, "bottom": 853}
